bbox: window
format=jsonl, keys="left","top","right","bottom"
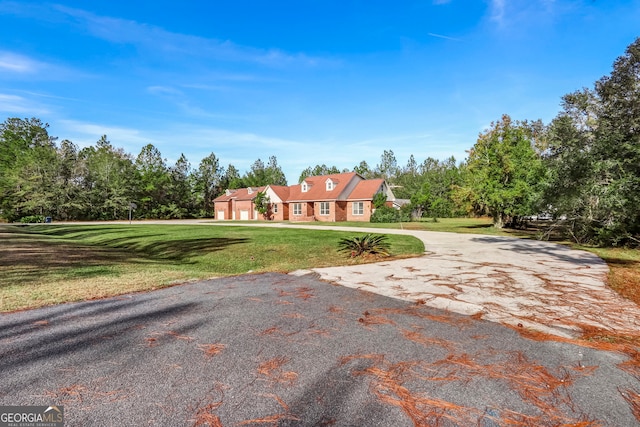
{"left": 293, "top": 203, "right": 302, "bottom": 215}
{"left": 301, "top": 182, "right": 309, "bottom": 192}
{"left": 320, "top": 202, "right": 330, "bottom": 216}
{"left": 352, "top": 202, "right": 364, "bottom": 216}
{"left": 273, "top": 204, "right": 278, "bottom": 213}
{"left": 326, "top": 179, "right": 334, "bottom": 191}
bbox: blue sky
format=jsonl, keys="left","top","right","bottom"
{"left": 1, "top": 1, "right": 639, "bottom": 183}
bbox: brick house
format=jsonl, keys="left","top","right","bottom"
{"left": 213, "top": 173, "right": 395, "bottom": 222}
{"left": 213, "top": 186, "right": 265, "bottom": 220}
{"left": 263, "top": 185, "right": 290, "bottom": 221}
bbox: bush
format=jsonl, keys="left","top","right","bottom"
{"left": 18, "top": 215, "right": 46, "bottom": 223}
{"left": 338, "top": 234, "right": 390, "bottom": 257}
{"left": 372, "top": 192, "right": 387, "bottom": 209}
{"left": 370, "top": 206, "right": 410, "bottom": 223}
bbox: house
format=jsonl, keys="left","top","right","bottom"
{"left": 287, "top": 172, "right": 395, "bottom": 222}
{"left": 262, "top": 185, "right": 290, "bottom": 221}
{"left": 213, "top": 186, "right": 265, "bottom": 220}
{"left": 213, "top": 173, "right": 396, "bottom": 222}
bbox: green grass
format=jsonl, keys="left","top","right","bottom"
{"left": 293, "top": 217, "right": 517, "bottom": 235}
{"left": 0, "top": 224, "right": 424, "bottom": 311}
{"left": 2, "top": 218, "right": 638, "bottom": 317}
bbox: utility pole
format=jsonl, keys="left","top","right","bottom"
{"left": 129, "top": 202, "right": 137, "bottom": 224}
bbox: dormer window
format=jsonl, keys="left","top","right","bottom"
{"left": 326, "top": 179, "right": 334, "bottom": 191}
{"left": 247, "top": 187, "right": 253, "bottom": 195}
{"left": 301, "top": 182, "right": 309, "bottom": 192}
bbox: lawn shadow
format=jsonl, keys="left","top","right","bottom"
{"left": 0, "top": 225, "right": 249, "bottom": 286}
{"left": 470, "top": 236, "right": 605, "bottom": 266}
{"left": 0, "top": 296, "right": 201, "bottom": 372}
{"left": 462, "top": 223, "right": 494, "bottom": 229}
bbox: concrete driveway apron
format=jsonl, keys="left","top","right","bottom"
{"left": 290, "top": 226, "right": 640, "bottom": 339}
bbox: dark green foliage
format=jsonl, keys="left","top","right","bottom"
{"left": 221, "top": 164, "right": 244, "bottom": 190}
{"left": 353, "top": 160, "right": 374, "bottom": 178}
{"left": 372, "top": 192, "right": 387, "bottom": 209}
{"left": 375, "top": 150, "right": 399, "bottom": 181}
{"left": 337, "top": 234, "right": 391, "bottom": 257}
{"left": 243, "top": 156, "right": 287, "bottom": 187}
{"left": 78, "top": 135, "right": 136, "bottom": 220}
{"left": 0, "top": 117, "right": 289, "bottom": 222}
{"left": 402, "top": 156, "right": 463, "bottom": 219}
{"left": 0, "top": 118, "right": 58, "bottom": 222}
{"left": 542, "top": 37, "right": 640, "bottom": 246}
{"left": 166, "top": 154, "right": 195, "bottom": 219}
{"left": 254, "top": 191, "right": 271, "bottom": 219}
{"left": 370, "top": 206, "right": 408, "bottom": 223}
{"left": 19, "top": 215, "right": 46, "bottom": 223}
{"left": 135, "top": 144, "right": 169, "bottom": 218}
{"left": 460, "top": 115, "right": 546, "bottom": 228}
{"left": 193, "top": 152, "right": 222, "bottom": 217}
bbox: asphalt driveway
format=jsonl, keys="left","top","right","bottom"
{"left": 1, "top": 272, "right": 639, "bottom": 426}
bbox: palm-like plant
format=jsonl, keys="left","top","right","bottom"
{"left": 337, "top": 234, "right": 390, "bottom": 257}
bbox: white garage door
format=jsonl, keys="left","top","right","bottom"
{"left": 217, "top": 210, "right": 225, "bottom": 220}
{"left": 240, "top": 210, "right": 249, "bottom": 220}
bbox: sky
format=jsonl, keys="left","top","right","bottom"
{"left": 1, "top": 1, "right": 639, "bottom": 183}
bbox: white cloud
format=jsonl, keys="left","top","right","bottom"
{"left": 490, "top": 0, "right": 506, "bottom": 24}
{"left": 186, "top": 127, "right": 305, "bottom": 151}
{"left": 427, "top": 33, "right": 463, "bottom": 42}
{"left": 2, "top": 2, "right": 334, "bottom": 68}
{"left": 0, "top": 50, "right": 91, "bottom": 81}
{"left": 486, "top": 0, "right": 561, "bottom": 32}
{"left": 0, "top": 93, "right": 50, "bottom": 115}
{"left": 52, "top": 5, "right": 332, "bottom": 68}
{"left": 147, "top": 86, "right": 184, "bottom": 96}
{"left": 0, "top": 51, "right": 40, "bottom": 74}
{"left": 57, "top": 119, "right": 157, "bottom": 150}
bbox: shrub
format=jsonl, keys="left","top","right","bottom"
{"left": 372, "top": 192, "right": 387, "bottom": 209}
{"left": 370, "top": 206, "right": 399, "bottom": 223}
{"left": 18, "top": 215, "right": 46, "bottom": 224}
{"left": 338, "top": 234, "right": 390, "bottom": 257}
{"left": 371, "top": 205, "right": 411, "bottom": 223}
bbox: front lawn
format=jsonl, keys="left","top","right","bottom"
{"left": 0, "top": 224, "right": 424, "bottom": 312}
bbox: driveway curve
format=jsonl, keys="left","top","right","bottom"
{"left": 287, "top": 225, "right": 640, "bottom": 339}
{"left": 201, "top": 220, "right": 640, "bottom": 338}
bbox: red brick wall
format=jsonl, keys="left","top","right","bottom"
{"left": 313, "top": 201, "right": 335, "bottom": 222}
{"left": 214, "top": 202, "right": 230, "bottom": 220}
{"left": 234, "top": 200, "right": 256, "bottom": 220}
{"left": 289, "top": 202, "right": 314, "bottom": 221}
{"left": 269, "top": 203, "right": 289, "bottom": 221}
{"left": 346, "top": 201, "right": 372, "bottom": 222}
{"left": 335, "top": 201, "right": 348, "bottom": 222}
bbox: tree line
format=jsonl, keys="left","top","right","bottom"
{"left": 459, "top": 37, "right": 640, "bottom": 246}
{"left": 1, "top": 38, "right": 639, "bottom": 246}
{"left": 0, "top": 125, "right": 288, "bottom": 221}
{"left": 0, "top": 116, "right": 463, "bottom": 223}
